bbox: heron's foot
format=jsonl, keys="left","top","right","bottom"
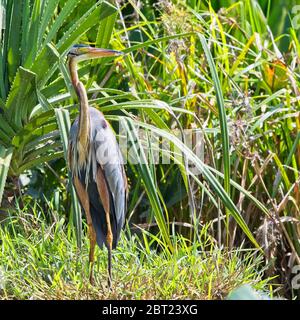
{"left": 107, "top": 243, "right": 112, "bottom": 290}
{"left": 89, "top": 267, "right": 95, "bottom": 286}
{"left": 89, "top": 274, "right": 95, "bottom": 286}
{"left": 107, "top": 274, "right": 112, "bottom": 290}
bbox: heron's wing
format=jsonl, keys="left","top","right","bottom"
{"left": 91, "top": 109, "right": 127, "bottom": 244}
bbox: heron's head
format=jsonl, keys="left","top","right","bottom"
{"left": 67, "top": 44, "right": 123, "bottom": 63}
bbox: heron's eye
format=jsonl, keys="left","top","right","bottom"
{"left": 68, "top": 48, "right": 79, "bottom": 57}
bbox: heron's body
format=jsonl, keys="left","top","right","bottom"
{"left": 69, "top": 106, "right": 126, "bottom": 249}
{"left": 66, "top": 45, "right": 127, "bottom": 286}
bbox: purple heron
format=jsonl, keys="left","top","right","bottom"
{"left": 67, "top": 44, "right": 127, "bottom": 287}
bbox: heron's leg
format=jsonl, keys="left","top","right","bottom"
{"left": 96, "top": 167, "right": 113, "bottom": 288}
{"left": 73, "top": 176, "right": 96, "bottom": 285}
{"left": 105, "top": 210, "right": 113, "bottom": 288}
{"left": 88, "top": 225, "right": 96, "bottom": 285}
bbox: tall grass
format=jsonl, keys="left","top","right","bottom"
{"left": 0, "top": 197, "right": 272, "bottom": 299}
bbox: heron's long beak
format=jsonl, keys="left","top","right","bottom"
{"left": 76, "top": 47, "right": 123, "bottom": 62}
{"left": 87, "top": 47, "right": 123, "bottom": 57}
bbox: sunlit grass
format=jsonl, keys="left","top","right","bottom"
{"left": 0, "top": 200, "right": 273, "bottom": 300}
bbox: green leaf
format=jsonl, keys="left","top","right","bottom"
{"left": 57, "top": 1, "right": 117, "bottom": 54}
{"left": 5, "top": 67, "right": 38, "bottom": 128}
{"left": 43, "top": 0, "right": 80, "bottom": 47}
{"left": 199, "top": 34, "right": 230, "bottom": 195}
{"left": 37, "top": 0, "right": 61, "bottom": 46}
{"left": 55, "top": 108, "right": 71, "bottom": 159}
{"left": 87, "top": 7, "right": 118, "bottom": 88}
{"left": 21, "top": 0, "right": 33, "bottom": 64}
{"left": 17, "top": 151, "right": 63, "bottom": 173}
{"left": 0, "top": 145, "right": 13, "bottom": 206}
{"left": 30, "top": 43, "right": 60, "bottom": 87}
{"left": 11, "top": 109, "right": 54, "bottom": 148}
{"left": 5, "top": 44, "right": 60, "bottom": 127}
{"left": 0, "top": 117, "right": 15, "bottom": 146}
{"left": 55, "top": 108, "right": 82, "bottom": 249}
{"left": 7, "top": 0, "right": 22, "bottom": 82}
{"left": 36, "top": 89, "right": 53, "bottom": 112}
{"left": 23, "top": 0, "right": 42, "bottom": 67}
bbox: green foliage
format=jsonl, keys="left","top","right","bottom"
{"left": 0, "top": 0, "right": 118, "bottom": 185}
{"left": 0, "top": 0, "right": 300, "bottom": 299}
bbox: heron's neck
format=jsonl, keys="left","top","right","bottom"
{"left": 69, "top": 58, "right": 79, "bottom": 89}
{"left": 76, "top": 81, "right": 90, "bottom": 150}
{"left": 69, "top": 57, "right": 90, "bottom": 164}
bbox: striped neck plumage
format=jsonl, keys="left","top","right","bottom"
{"left": 76, "top": 81, "right": 90, "bottom": 149}
{"left": 69, "top": 57, "right": 90, "bottom": 167}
